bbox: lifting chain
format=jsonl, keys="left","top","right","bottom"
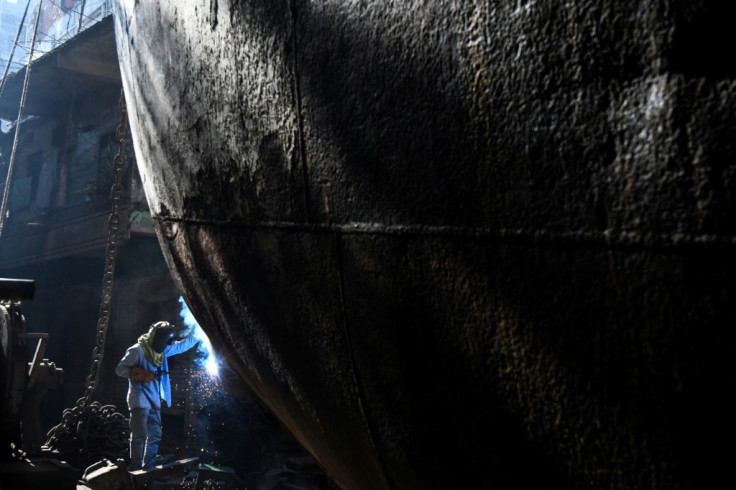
{"left": 79, "top": 90, "right": 128, "bottom": 409}
{"left": 46, "top": 91, "right": 130, "bottom": 466}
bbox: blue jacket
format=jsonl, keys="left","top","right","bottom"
{"left": 115, "top": 336, "right": 199, "bottom": 409}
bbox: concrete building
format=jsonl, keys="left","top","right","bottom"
{"left": 0, "top": 1, "right": 188, "bottom": 437}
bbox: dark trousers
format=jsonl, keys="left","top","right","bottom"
{"left": 129, "top": 407, "right": 162, "bottom": 470}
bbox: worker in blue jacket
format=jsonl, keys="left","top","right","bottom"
{"left": 115, "top": 321, "right": 199, "bottom": 470}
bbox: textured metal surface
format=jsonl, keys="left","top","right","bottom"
{"left": 113, "top": 1, "right": 735, "bottom": 488}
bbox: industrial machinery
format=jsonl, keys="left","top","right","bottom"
{"left": 0, "top": 278, "right": 60, "bottom": 454}
{"left": 0, "top": 278, "right": 76, "bottom": 489}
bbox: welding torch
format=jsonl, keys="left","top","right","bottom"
{"left": 130, "top": 366, "right": 168, "bottom": 382}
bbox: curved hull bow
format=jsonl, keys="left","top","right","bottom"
{"left": 114, "top": 1, "right": 736, "bottom": 488}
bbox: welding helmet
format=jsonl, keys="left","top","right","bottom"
{"left": 151, "top": 321, "right": 176, "bottom": 353}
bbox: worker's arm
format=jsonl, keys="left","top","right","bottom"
{"left": 115, "top": 347, "right": 157, "bottom": 382}
{"left": 115, "top": 345, "right": 139, "bottom": 378}
{"left": 165, "top": 334, "right": 200, "bottom": 356}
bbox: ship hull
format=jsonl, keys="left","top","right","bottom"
{"left": 113, "top": 1, "right": 736, "bottom": 488}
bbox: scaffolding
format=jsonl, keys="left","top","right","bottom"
{"left": 0, "top": 0, "right": 111, "bottom": 76}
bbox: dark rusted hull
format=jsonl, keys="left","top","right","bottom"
{"left": 113, "top": 1, "right": 736, "bottom": 488}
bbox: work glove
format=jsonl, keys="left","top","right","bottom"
{"left": 130, "top": 366, "right": 157, "bottom": 383}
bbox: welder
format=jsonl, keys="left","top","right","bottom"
{"left": 115, "top": 321, "right": 199, "bottom": 470}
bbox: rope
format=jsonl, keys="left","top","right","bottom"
{"left": 0, "top": 0, "right": 44, "bottom": 240}
{"left": 0, "top": 0, "right": 31, "bottom": 100}
{"left": 77, "top": 0, "right": 87, "bottom": 34}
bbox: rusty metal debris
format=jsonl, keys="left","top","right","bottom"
{"left": 44, "top": 399, "right": 129, "bottom": 470}
{"left": 79, "top": 458, "right": 133, "bottom": 490}
{"left": 79, "top": 457, "right": 201, "bottom": 490}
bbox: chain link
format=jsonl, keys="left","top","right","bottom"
{"left": 49, "top": 91, "right": 129, "bottom": 458}
{"left": 79, "top": 91, "right": 128, "bottom": 409}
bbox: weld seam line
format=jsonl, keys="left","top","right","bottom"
{"left": 155, "top": 216, "right": 736, "bottom": 251}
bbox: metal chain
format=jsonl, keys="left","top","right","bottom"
{"left": 79, "top": 90, "right": 128, "bottom": 408}
{"left": 48, "top": 91, "right": 129, "bottom": 460}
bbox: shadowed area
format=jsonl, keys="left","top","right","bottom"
{"left": 112, "top": 1, "right": 736, "bottom": 488}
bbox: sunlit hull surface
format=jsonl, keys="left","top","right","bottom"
{"left": 113, "top": 2, "right": 736, "bottom": 488}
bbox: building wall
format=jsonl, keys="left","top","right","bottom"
{"left": 0, "top": 76, "right": 190, "bottom": 434}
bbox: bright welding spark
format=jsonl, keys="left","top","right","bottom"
{"left": 178, "top": 296, "right": 219, "bottom": 377}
